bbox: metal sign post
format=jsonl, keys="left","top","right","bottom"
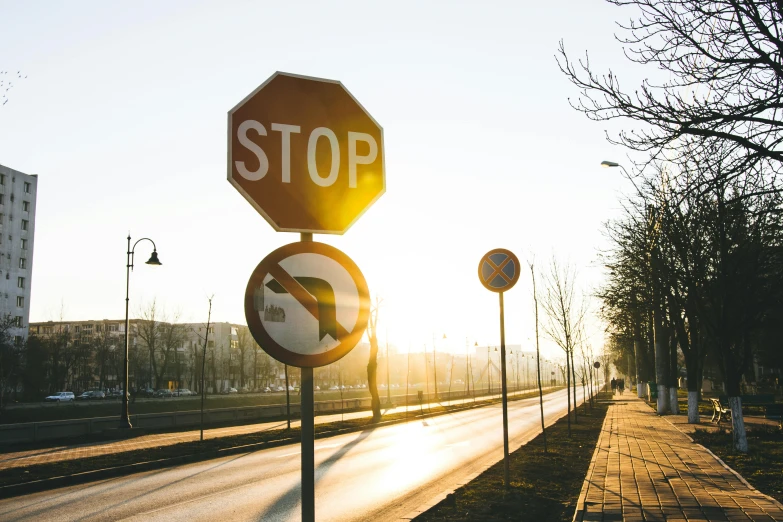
{"left": 478, "top": 248, "right": 520, "bottom": 490}
{"left": 301, "top": 366, "right": 314, "bottom": 521}
{"left": 498, "top": 291, "right": 510, "bottom": 488}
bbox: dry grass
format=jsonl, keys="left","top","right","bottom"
{"left": 415, "top": 393, "right": 610, "bottom": 522}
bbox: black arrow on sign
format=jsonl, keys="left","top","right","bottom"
{"left": 266, "top": 277, "right": 338, "bottom": 341}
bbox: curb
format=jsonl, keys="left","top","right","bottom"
{"left": 572, "top": 403, "right": 611, "bottom": 522}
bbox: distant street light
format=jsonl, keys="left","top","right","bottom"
{"left": 121, "top": 235, "right": 161, "bottom": 429}
{"left": 433, "top": 333, "right": 446, "bottom": 400}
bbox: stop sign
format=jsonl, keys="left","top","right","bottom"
{"left": 228, "top": 72, "right": 385, "bottom": 234}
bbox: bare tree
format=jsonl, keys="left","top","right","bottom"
{"left": 528, "top": 258, "right": 547, "bottom": 452}
{"left": 557, "top": 0, "right": 783, "bottom": 183}
{"left": 136, "top": 301, "right": 185, "bottom": 389}
{"left": 541, "top": 257, "right": 587, "bottom": 437}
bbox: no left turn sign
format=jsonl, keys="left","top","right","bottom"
{"left": 244, "top": 242, "right": 370, "bottom": 367}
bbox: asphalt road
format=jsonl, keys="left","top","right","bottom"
{"left": 0, "top": 387, "right": 584, "bottom": 522}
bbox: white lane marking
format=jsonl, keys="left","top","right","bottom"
{"left": 273, "top": 441, "right": 344, "bottom": 459}
{"left": 275, "top": 451, "right": 300, "bottom": 458}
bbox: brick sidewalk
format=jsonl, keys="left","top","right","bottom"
{"left": 574, "top": 396, "right": 783, "bottom": 522}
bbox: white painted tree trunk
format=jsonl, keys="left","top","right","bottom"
{"left": 669, "top": 387, "right": 679, "bottom": 414}
{"left": 728, "top": 396, "right": 748, "bottom": 453}
{"left": 637, "top": 381, "right": 645, "bottom": 398}
{"left": 657, "top": 384, "right": 669, "bottom": 414}
{"left": 687, "top": 391, "right": 699, "bottom": 423}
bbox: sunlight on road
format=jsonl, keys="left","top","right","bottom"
{"left": 377, "top": 421, "right": 447, "bottom": 495}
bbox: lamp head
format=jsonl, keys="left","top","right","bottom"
{"left": 601, "top": 160, "right": 619, "bottom": 168}
{"left": 145, "top": 251, "right": 162, "bottom": 266}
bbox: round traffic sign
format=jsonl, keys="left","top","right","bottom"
{"left": 594, "top": 361, "right": 601, "bottom": 369}
{"left": 244, "top": 242, "right": 370, "bottom": 367}
{"left": 478, "top": 248, "right": 520, "bottom": 293}
{"left": 228, "top": 72, "right": 385, "bottom": 235}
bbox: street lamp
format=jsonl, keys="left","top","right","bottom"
{"left": 494, "top": 347, "right": 499, "bottom": 395}
{"left": 121, "top": 235, "right": 161, "bottom": 429}
{"left": 433, "top": 333, "right": 445, "bottom": 400}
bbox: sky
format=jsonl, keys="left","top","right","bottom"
{"left": 0, "top": 0, "right": 651, "bottom": 360}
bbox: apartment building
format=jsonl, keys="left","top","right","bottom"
{"left": 0, "top": 164, "right": 37, "bottom": 343}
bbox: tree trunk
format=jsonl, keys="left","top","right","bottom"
{"left": 565, "top": 353, "right": 572, "bottom": 437}
{"left": 367, "top": 341, "right": 381, "bottom": 423}
{"left": 685, "top": 350, "right": 701, "bottom": 423}
{"left": 728, "top": 396, "right": 748, "bottom": 453}
{"left": 688, "top": 391, "right": 699, "bottom": 424}
{"left": 570, "top": 349, "right": 578, "bottom": 423}
{"left": 669, "top": 329, "right": 679, "bottom": 414}
{"left": 634, "top": 339, "right": 645, "bottom": 398}
{"left": 669, "top": 387, "right": 679, "bottom": 415}
{"left": 654, "top": 316, "right": 670, "bottom": 415}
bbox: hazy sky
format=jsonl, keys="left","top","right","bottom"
{"left": 0, "top": 1, "right": 648, "bottom": 359}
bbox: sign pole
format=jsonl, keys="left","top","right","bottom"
{"left": 301, "top": 366, "right": 315, "bottom": 522}
{"left": 499, "top": 291, "right": 510, "bottom": 490}
{"left": 299, "top": 231, "right": 315, "bottom": 522}
{"left": 477, "top": 247, "right": 520, "bottom": 492}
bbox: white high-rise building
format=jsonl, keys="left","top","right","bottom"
{"left": 0, "top": 164, "right": 37, "bottom": 343}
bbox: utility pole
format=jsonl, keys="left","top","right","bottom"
{"left": 432, "top": 334, "right": 438, "bottom": 400}
{"left": 487, "top": 345, "right": 491, "bottom": 395}
{"left": 385, "top": 330, "right": 391, "bottom": 405}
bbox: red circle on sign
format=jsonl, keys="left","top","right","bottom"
{"left": 478, "top": 248, "right": 521, "bottom": 293}
{"left": 245, "top": 241, "right": 370, "bottom": 368}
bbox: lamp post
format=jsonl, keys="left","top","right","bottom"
{"left": 432, "top": 333, "right": 445, "bottom": 400}
{"left": 122, "top": 235, "right": 161, "bottom": 429}
{"left": 385, "top": 330, "right": 391, "bottom": 406}
{"left": 487, "top": 345, "right": 491, "bottom": 395}
{"left": 494, "top": 347, "right": 499, "bottom": 395}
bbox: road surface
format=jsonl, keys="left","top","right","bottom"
{"left": 0, "top": 388, "right": 584, "bottom": 522}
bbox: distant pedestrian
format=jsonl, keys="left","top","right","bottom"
{"left": 611, "top": 378, "right": 617, "bottom": 395}
{"left": 618, "top": 379, "right": 625, "bottom": 395}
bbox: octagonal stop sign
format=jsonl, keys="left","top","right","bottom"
{"left": 228, "top": 72, "right": 385, "bottom": 234}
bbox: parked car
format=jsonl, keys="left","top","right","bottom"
{"left": 275, "top": 386, "right": 285, "bottom": 392}
{"left": 108, "top": 389, "right": 129, "bottom": 399}
{"left": 263, "top": 387, "right": 271, "bottom": 393}
{"left": 45, "top": 391, "right": 75, "bottom": 402}
{"left": 139, "top": 388, "right": 155, "bottom": 398}
{"left": 314, "top": 386, "right": 320, "bottom": 391}
{"left": 328, "top": 385, "right": 339, "bottom": 390}
{"left": 173, "top": 388, "right": 194, "bottom": 397}
{"left": 221, "top": 387, "right": 238, "bottom": 395}
{"left": 77, "top": 391, "right": 105, "bottom": 400}
{"left": 154, "top": 389, "right": 173, "bottom": 398}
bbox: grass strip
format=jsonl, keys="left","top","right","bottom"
{"left": 0, "top": 388, "right": 562, "bottom": 491}
{"left": 691, "top": 425, "right": 783, "bottom": 505}
{"left": 415, "top": 392, "right": 610, "bottom": 522}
